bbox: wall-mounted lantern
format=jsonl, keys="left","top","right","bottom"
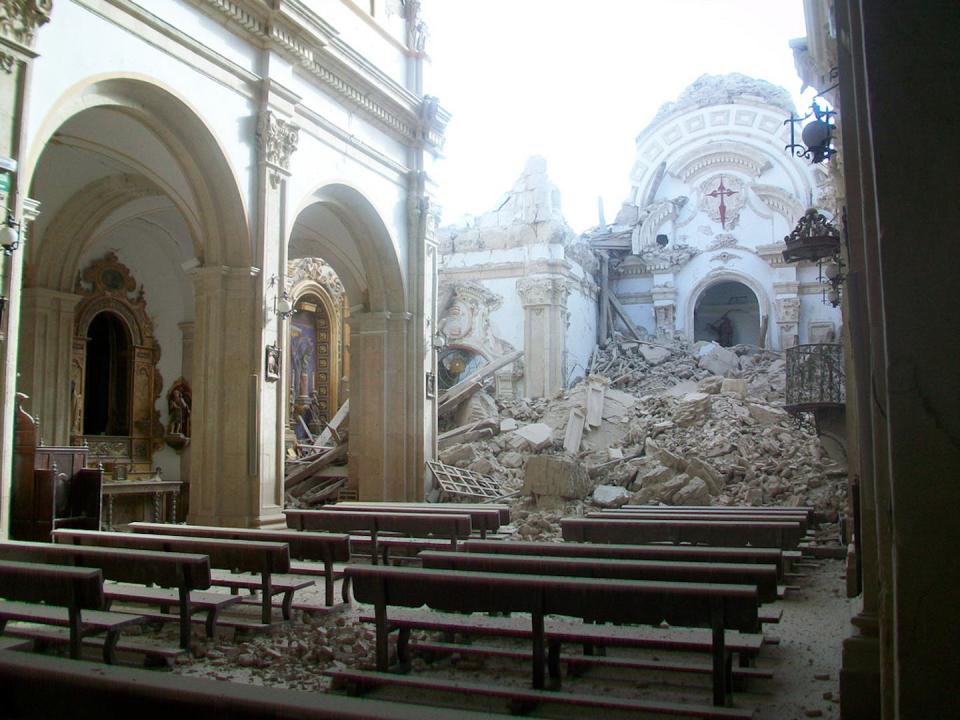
{"left": 784, "top": 70, "right": 839, "bottom": 165}
{"left": 269, "top": 274, "right": 296, "bottom": 320}
{"left": 783, "top": 208, "right": 845, "bottom": 307}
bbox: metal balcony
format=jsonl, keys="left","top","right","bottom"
{"left": 785, "top": 342, "right": 845, "bottom": 414}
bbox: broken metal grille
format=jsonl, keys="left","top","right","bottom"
{"left": 427, "top": 461, "right": 504, "bottom": 500}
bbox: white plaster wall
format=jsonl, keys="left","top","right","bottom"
{"left": 613, "top": 274, "right": 655, "bottom": 336}
{"left": 565, "top": 288, "right": 596, "bottom": 384}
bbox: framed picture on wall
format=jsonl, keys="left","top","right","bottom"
{"left": 265, "top": 343, "right": 281, "bottom": 382}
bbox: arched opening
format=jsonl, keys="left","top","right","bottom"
{"left": 82, "top": 312, "right": 131, "bottom": 436}
{"left": 289, "top": 290, "right": 342, "bottom": 440}
{"left": 693, "top": 280, "right": 762, "bottom": 346}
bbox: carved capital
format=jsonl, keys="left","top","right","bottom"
{"left": 287, "top": 256, "right": 345, "bottom": 308}
{"left": 516, "top": 276, "right": 569, "bottom": 307}
{"left": 0, "top": 0, "right": 52, "bottom": 49}
{"left": 256, "top": 110, "right": 299, "bottom": 183}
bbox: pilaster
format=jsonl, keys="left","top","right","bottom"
{"left": 517, "top": 276, "right": 569, "bottom": 398}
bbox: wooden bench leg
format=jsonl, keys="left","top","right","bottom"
{"left": 260, "top": 575, "right": 273, "bottom": 626}
{"left": 68, "top": 608, "right": 81, "bottom": 660}
{"left": 178, "top": 587, "right": 192, "bottom": 650}
{"left": 281, "top": 590, "right": 296, "bottom": 620}
{"left": 204, "top": 609, "right": 220, "bottom": 638}
{"left": 547, "top": 639, "right": 562, "bottom": 686}
{"left": 323, "top": 560, "right": 335, "bottom": 607}
{"left": 396, "top": 627, "right": 411, "bottom": 671}
{"left": 341, "top": 576, "right": 352, "bottom": 604}
{"left": 711, "top": 599, "right": 731, "bottom": 707}
{"left": 532, "top": 602, "right": 545, "bottom": 690}
{"left": 374, "top": 600, "right": 389, "bottom": 671}
{"left": 103, "top": 630, "right": 122, "bottom": 665}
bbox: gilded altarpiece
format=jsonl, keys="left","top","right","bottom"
{"left": 71, "top": 253, "right": 163, "bottom": 475}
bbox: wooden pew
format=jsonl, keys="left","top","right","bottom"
{"left": 589, "top": 509, "right": 810, "bottom": 534}
{"left": 562, "top": 517, "right": 804, "bottom": 549}
{"left": 461, "top": 538, "right": 792, "bottom": 578}
{"left": 0, "top": 560, "right": 143, "bottom": 663}
{"left": 129, "top": 522, "right": 350, "bottom": 606}
{"left": 346, "top": 564, "right": 758, "bottom": 708}
{"left": 0, "top": 651, "right": 491, "bottom": 720}
{"left": 335, "top": 501, "right": 511, "bottom": 523}
{"left": 0, "top": 540, "right": 229, "bottom": 650}
{"left": 325, "top": 503, "right": 502, "bottom": 538}
{"left": 624, "top": 504, "right": 813, "bottom": 518}
{"left": 420, "top": 549, "right": 780, "bottom": 603}
{"left": 53, "top": 529, "right": 308, "bottom": 626}
{"left": 285, "top": 509, "right": 472, "bottom": 564}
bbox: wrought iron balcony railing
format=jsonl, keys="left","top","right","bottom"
{"left": 785, "top": 343, "right": 845, "bottom": 413}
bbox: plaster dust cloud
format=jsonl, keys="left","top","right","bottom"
{"left": 423, "top": 0, "right": 816, "bottom": 231}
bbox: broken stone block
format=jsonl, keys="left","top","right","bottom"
{"left": 523, "top": 455, "right": 591, "bottom": 502}
{"left": 645, "top": 437, "right": 687, "bottom": 472}
{"left": 468, "top": 457, "right": 497, "bottom": 475}
{"left": 632, "top": 462, "right": 675, "bottom": 490}
{"left": 438, "top": 443, "right": 476, "bottom": 467}
{"left": 500, "top": 418, "right": 519, "bottom": 432}
{"left": 592, "top": 484, "right": 630, "bottom": 508}
{"left": 511, "top": 422, "right": 554, "bottom": 451}
{"left": 720, "top": 378, "right": 748, "bottom": 399}
{"left": 747, "top": 402, "right": 789, "bottom": 425}
{"left": 499, "top": 451, "right": 525, "bottom": 469}
{"left": 673, "top": 476, "right": 712, "bottom": 506}
{"left": 672, "top": 392, "right": 712, "bottom": 427}
{"left": 697, "top": 342, "right": 740, "bottom": 376}
{"left": 638, "top": 344, "right": 671, "bottom": 366}
{"left": 658, "top": 473, "right": 693, "bottom": 503}
{"left": 698, "top": 375, "right": 725, "bottom": 394}
{"left": 685, "top": 456, "right": 724, "bottom": 495}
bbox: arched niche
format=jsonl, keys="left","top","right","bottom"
{"left": 286, "top": 257, "right": 347, "bottom": 439}
{"left": 690, "top": 276, "right": 767, "bottom": 347}
{"left": 72, "top": 253, "right": 162, "bottom": 474}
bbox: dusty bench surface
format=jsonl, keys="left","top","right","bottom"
{"left": 0, "top": 559, "right": 143, "bottom": 662}
{"left": 624, "top": 504, "right": 813, "bottom": 517}
{"left": 461, "top": 539, "right": 791, "bottom": 579}
{"left": 593, "top": 509, "right": 810, "bottom": 534}
{"left": 562, "top": 517, "right": 804, "bottom": 549}
{"left": 326, "top": 503, "right": 502, "bottom": 536}
{"left": 129, "top": 522, "right": 349, "bottom": 606}
{"left": 0, "top": 540, "right": 214, "bottom": 649}
{"left": 335, "top": 501, "right": 511, "bottom": 524}
{"left": 348, "top": 563, "right": 758, "bottom": 706}
{"left": 420, "top": 549, "right": 780, "bottom": 604}
{"left": 0, "top": 651, "right": 493, "bottom": 720}
{"left": 52, "top": 529, "right": 303, "bottom": 625}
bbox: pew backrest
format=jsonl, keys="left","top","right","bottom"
{"left": 0, "top": 559, "right": 103, "bottom": 609}
{"left": 285, "top": 510, "right": 472, "bottom": 539}
{"left": 561, "top": 517, "right": 803, "bottom": 549}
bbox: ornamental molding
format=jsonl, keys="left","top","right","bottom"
{"left": 752, "top": 183, "right": 805, "bottom": 225}
{"left": 197, "top": 0, "right": 448, "bottom": 150}
{"left": 697, "top": 174, "right": 748, "bottom": 230}
{"left": 257, "top": 110, "right": 299, "bottom": 185}
{"left": 516, "top": 276, "right": 569, "bottom": 307}
{"left": 287, "top": 256, "right": 345, "bottom": 308}
{"left": 0, "top": 50, "right": 14, "bottom": 72}
{"left": 0, "top": 0, "right": 52, "bottom": 49}
{"left": 632, "top": 199, "right": 677, "bottom": 254}
{"left": 671, "top": 142, "right": 771, "bottom": 184}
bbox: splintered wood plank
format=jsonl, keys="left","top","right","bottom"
{"left": 585, "top": 377, "right": 606, "bottom": 428}
{"left": 562, "top": 407, "right": 586, "bottom": 454}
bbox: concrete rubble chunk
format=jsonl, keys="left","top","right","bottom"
{"left": 672, "top": 392, "right": 712, "bottom": 427}
{"left": 523, "top": 455, "right": 591, "bottom": 505}
{"left": 685, "top": 456, "right": 724, "bottom": 495}
{"left": 592, "top": 484, "right": 631, "bottom": 508}
{"left": 720, "top": 378, "right": 749, "bottom": 399}
{"left": 438, "top": 442, "right": 476, "bottom": 467}
{"left": 673, "top": 476, "right": 713, "bottom": 505}
{"left": 500, "top": 418, "right": 519, "bottom": 432}
{"left": 697, "top": 342, "right": 740, "bottom": 376}
{"left": 562, "top": 407, "right": 586, "bottom": 454}
{"left": 698, "top": 375, "right": 725, "bottom": 394}
{"left": 747, "top": 402, "right": 789, "bottom": 425}
{"left": 512, "top": 422, "right": 554, "bottom": 451}
{"left": 638, "top": 344, "right": 672, "bottom": 366}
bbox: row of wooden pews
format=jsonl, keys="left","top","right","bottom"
{"left": 275, "top": 500, "right": 814, "bottom": 718}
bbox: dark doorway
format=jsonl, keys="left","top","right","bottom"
{"left": 83, "top": 312, "right": 131, "bottom": 435}
{"left": 693, "top": 280, "right": 762, "bottom": 347}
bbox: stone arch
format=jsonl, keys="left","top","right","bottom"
{"left": 290, "top": 183, "right": 406, "bottom": 314}
{"left": 24, "top": 74, "right": 250, "bottom": 269}
{"left": 686, "top": 271, "right": 771, "bottom": 348}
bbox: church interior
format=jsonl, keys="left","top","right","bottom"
{"left": 0, "top": 1, "right": 956, "bottom": 717}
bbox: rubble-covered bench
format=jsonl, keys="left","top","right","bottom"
{"left": 419, "top": 549, "right": 781, "bottom": 604}
{"left": 596, "top": 508, "right": 811, "bottom": 534}
{"left": 0, "top": 559, "right": 143, "bottom": 663}
{"left": 285, "top": 509, "right": 473, "bottom": 564}
{"left": 0, "top": 652, "right": 492, "bottom": 720}
{"left": 461, "top": 538, "right": 796, "bottom": 579}
{"left": 624, "top": 504, "right": 813, "bottom": 519}
{"left": 562, "top": 517, "right": 804, "bottom": 549}
{"left": 0, "top": 540, "right": 230, "bottom": 650}
{"left": 53, "top": 529, "right": 309, "bottom": 626}
{"left": 348, "top": 564, "right": 759, "bottom": 707}
{"left": 325, "top": 503, "right": 503, "bottom": 538}
{"left": 129, "top": 522, "right": 350, "bottom": 606}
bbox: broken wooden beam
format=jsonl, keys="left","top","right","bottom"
{"left": 437, "top": 350, "right": 523, "bottom": 415}
{"left": 285, "top": 442, "right": 349, "bottom": 490}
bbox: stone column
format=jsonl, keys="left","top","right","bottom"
{"left": 16, "top": 286, "right": 80, "bottom": 447}
{"left": 517, "top": 276, "right": 569, "bottom": 398}
{"left": 651, "top": 281, "right": 677, "bottom": 339}
{"left": 348, "top": 310, "right": 416, "bottom": 501}
{"left": 188, "top": 266, "right": 261, "bottom": 527}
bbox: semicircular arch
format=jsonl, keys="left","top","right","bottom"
{"left": 685, "top": 269, "right": 772, "bottom": 347}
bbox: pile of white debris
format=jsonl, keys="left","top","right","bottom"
{"left": 437, "top": 337, "right": 847, "bottom": 539}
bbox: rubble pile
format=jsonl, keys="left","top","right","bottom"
{"left": 437, "top": 337, "right": 846, "bottom": 527}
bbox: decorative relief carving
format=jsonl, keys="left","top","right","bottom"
{"left": 257, "top": 111, "right": 299, "bottom": 186}
{"left": 287, "top": 257, "right": 345, "bottom": 308}
{"left": 0, "top": 51, "right": 14, "bottom": 73}
{"left": 516, "top": 277, "right": 569, "bottom": 307}
{"left": 706, "top": 233, "right": 738, "bottom": 251}
{"left": 698, "top": 174, "right": 748, "bottom": 230}
{"left": 709, "top": 252, "right": 741, "bottom": 264}
{"left": 0, "top": 0, "right": 52, "bottom": 48}
{"left": 655, "top": 304, "right": 676, "bottom": 337}
{"left": 633, "top": 199, "right": 679, "bottom": 254}
{"left": 437, "top": 280, "right": 516, "bottom": 361}
{"left": 776, "top": 297, "right": 801, "bottom": 323}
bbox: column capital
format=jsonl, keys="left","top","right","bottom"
{"left": 257, "top": 110, "right": 299, "bottom": 187}
{"left": 517, "top": 276, "right": 569, "bottom": 307}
